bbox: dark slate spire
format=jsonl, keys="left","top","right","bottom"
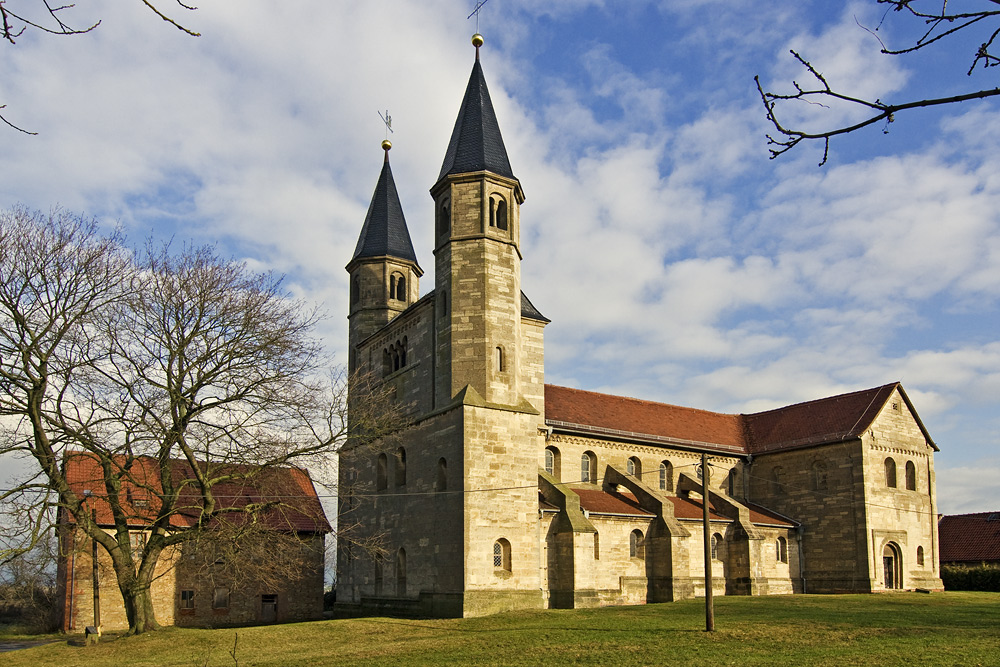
{"left": 437, "top": 42, "right": 516, "bottom": 182}
{"left": 350, "top": 143, "right": 420, "bottom": 268}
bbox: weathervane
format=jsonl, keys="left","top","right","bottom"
{"left": 378, "top": 110, "right": 393, "bottom": 155}
{"left": 467, "top": 0, "right": 490, "bottom": 33}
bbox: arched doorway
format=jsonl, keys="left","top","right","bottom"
{"left": 882, "top": 542, "right": 902, "bottom": 589}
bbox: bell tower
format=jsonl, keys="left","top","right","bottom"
{"left": 431, "top": 34, "right": 526, "bottom": 408}
{"left": 347, "top": 140, "right": 422, "bottom": 376}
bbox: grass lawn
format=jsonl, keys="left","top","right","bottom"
{"left": 4, "top": 592, "right": 999, "bottom": 666}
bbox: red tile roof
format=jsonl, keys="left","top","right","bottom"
{"left": 574, "top": 488, "right": 654, "bottom": 517}
{"left": 62, "top": 452, "right": 330, "bottom": 534}
{"left": 666, "top": 496, "right": 729, "bottom": 521}
{"left": 939, "top": 512, "right": 1000, "bottom": 563}
{"left": 545, "top": 385, "right": 745, "bottom": 454}
{"left": 544, "top": 382, "right": 936, "bottom": 455}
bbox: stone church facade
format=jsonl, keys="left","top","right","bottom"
{"left": 336, "top": 37, "right": 944, "bottom": 617}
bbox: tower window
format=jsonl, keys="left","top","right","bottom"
{"left": 489, "top": 194, "right": 508, "bottom": 231}
{"left": 885, "top": 457, "right": 897, "bottom": 488}
{"left": 436, "top": 458, "right": 447, "bottom": 492}
{"left": 389, "top": 273, "right": 406, "bottom": 302}
{"left": 495, "top": 345, "right": 505, "bottom": 372}
{"left": 437, "top": 201, "right": 450, "bottom": 236}
{"left": 395, "top": 447, "right": 406, "bottom": 487}
{"left": 376, "top": 453, "right": 387, "bottom": 492}
{"left": 917, "top": 545, "right": 925, "bottom": 566}
{"left": 351, "top": 275, "right": 360, "bottom": 304}
{"left": 396, "top": 548, "right": 407, "bottom": 596}
{"left": 439, "top": 290, "right": 448, "bottom": 318}
{"left": 905, "top": 461, "right": 916, "bottom": 491}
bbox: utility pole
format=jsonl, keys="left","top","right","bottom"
{"left": 701, "top": 452, "right": 715, "bottom": 632}
{"left": 92, "top": 508, "right": 101, "bottom": 630}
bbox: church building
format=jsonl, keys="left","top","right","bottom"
{"left": 336, "top": 35, "right": 944, "bottom": 617}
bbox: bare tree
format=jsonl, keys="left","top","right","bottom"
{"left": 756, "top": 0, "right": 1000, "bottom": 165}
{"left": 0, "top": 0, "right": 199, "bottom": 134}
{"left": 0, "top": 206, "right": 398, "bottom": 634}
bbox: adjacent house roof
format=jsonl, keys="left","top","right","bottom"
{"left": 437, "top": 58, "right": 516, "bottom": 182}
{"left": 545, "top": 382, "right": 935, "bottom": 456}
{"left": 62, "top": 452, "right": 330, "bottom": 534}
{"left": 349, "top": 153, "right": 421, "bottom": 270}
{"left": 939, "top": 512, "right": 1000, "bottom": 563}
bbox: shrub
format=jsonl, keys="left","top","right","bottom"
{"left": 941, "top": 563, "right": 1000, "bottom": 591}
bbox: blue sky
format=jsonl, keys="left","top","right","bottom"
{"left": 2, "top": 0, "right": 998, "bottom": 513}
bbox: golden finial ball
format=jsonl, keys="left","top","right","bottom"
{"left": 381, "top": 139, "right": 392, "bottom": 151}
{"left": 472, "top": 33, "right": 484, "bottom": 48}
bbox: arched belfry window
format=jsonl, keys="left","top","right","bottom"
{"left": 437, "top": 201, "right": 450, "bottom": 236}
{"left": 389, "top": 273, "right": 406, "bottom": 302}
{"left": 905, "top": 461, "right": 916, "bottom": 491}
{"left": 489, "top": 194, "right": 508, "bottom": 231}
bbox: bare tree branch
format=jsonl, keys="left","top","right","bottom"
{"left": 757, "top": 0, "right": 1000, "bottom": 165}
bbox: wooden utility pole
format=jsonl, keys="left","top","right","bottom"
{"left": 92, "top": 508, "right": 101, "bottom": 630}
{"left": 701, "top": 452, "right": 715, "bottom": 632}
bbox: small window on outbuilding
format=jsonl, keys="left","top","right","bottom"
{"left": 885, "top": 457, "right": 897, "bottom": 488}
{"left": 494, "top": 538, "right": 512, "bottom": 572}
{"left": 179, "top": 590, "right": 194, "bottom": 610}
{"left": 905, "top": 461, "right": 916, "bottom": 491}
{"left": 213, "top": 587, "right": 230, "bottom": 609}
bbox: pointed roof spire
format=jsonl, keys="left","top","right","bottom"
{"left": 437, "top": 34, "right": 516, "bottom": 182}
{"left": 350, "top": 141, "right": 421, "bottom": 269}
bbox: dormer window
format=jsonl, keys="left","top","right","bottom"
{"left": 489, "top": 194, "right": 508, "bottom": 231}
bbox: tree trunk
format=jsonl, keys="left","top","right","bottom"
{"left": 116, "top": 567, "right": 161, "bottom": 634}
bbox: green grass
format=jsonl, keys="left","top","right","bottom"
{"left": 4, "top": 593, "right": 999, "bottom": 666}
